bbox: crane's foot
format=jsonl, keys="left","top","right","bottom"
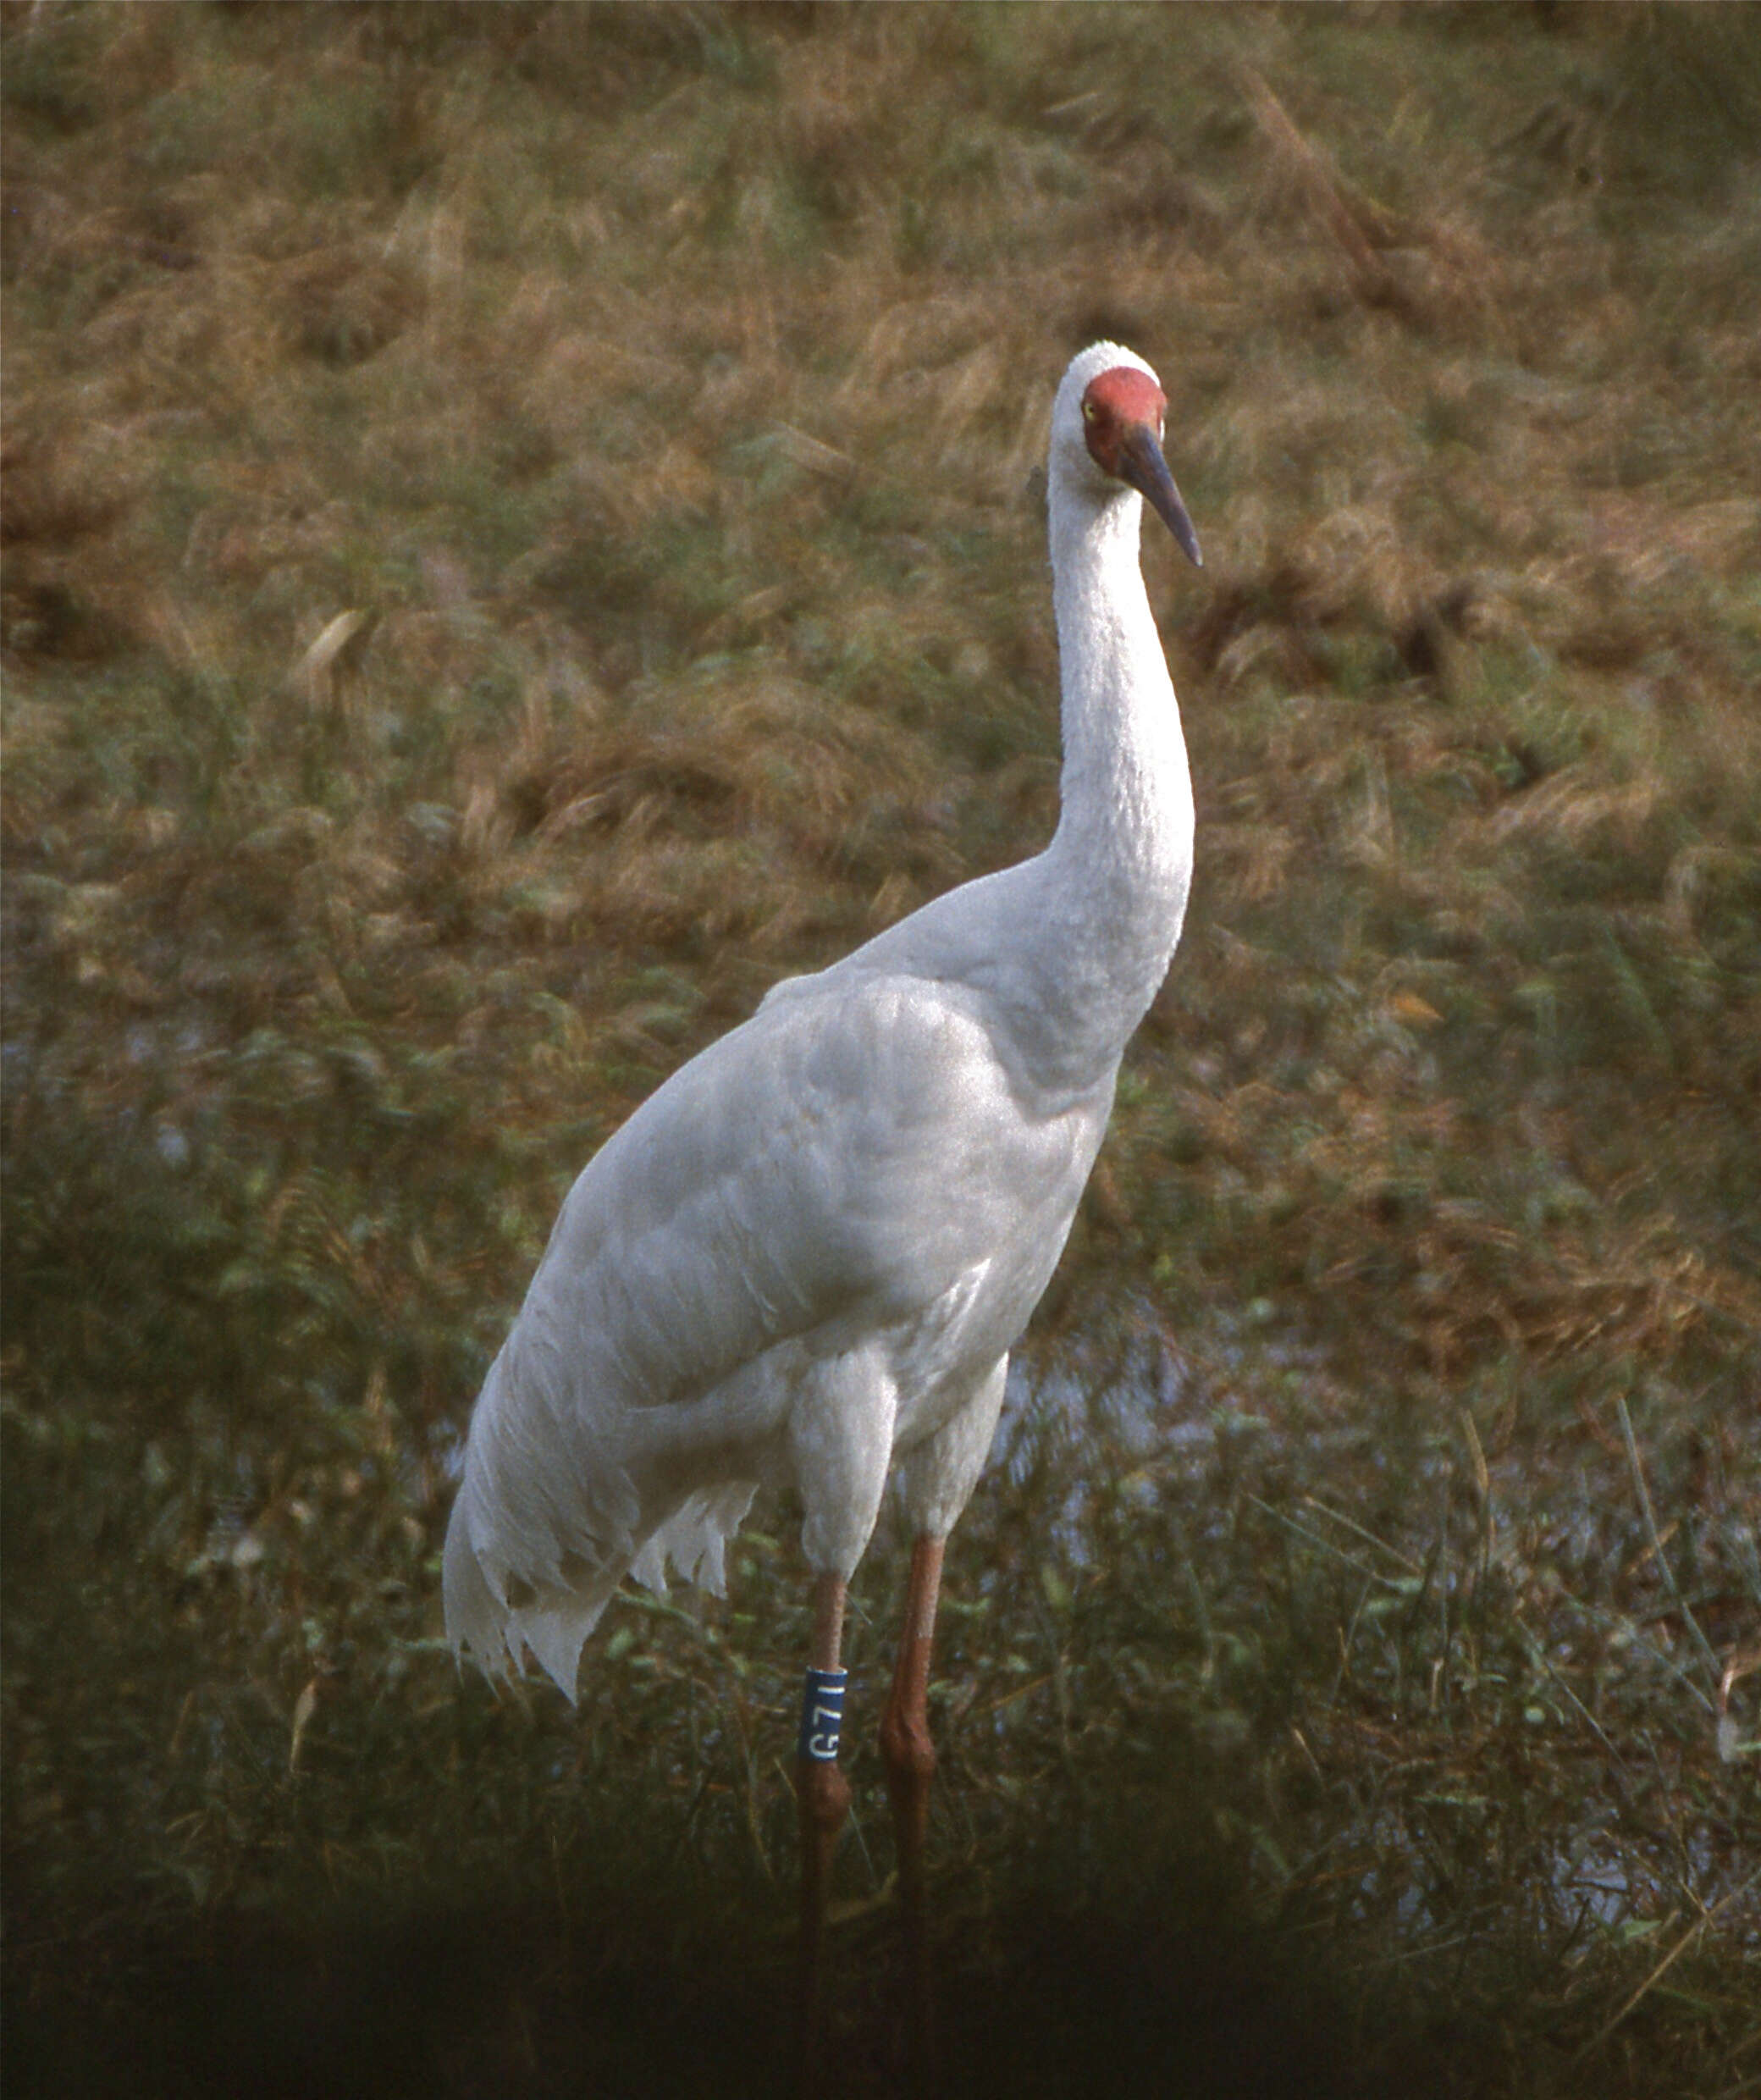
{"left": 881, "top": 1536, "right": 945, "bottom": 2097}
{"left": 880, "top": 1706, "right": 936, "bottom": 2093}
{"left": 794, "top": 1590, "right": 851, "bottom": 2099}
{"left": 794, "top": 1740, "right": 852, "bottom": 2097}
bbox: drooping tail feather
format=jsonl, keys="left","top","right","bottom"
{"left": 443, "top": 1469, "right": 761, "bottom": 1701}
{"left": 443, "top": 1491, "right": 624, "bottom": 1700}
{"left": 631, "top": 1482, "right": 760, "bottom": 1600}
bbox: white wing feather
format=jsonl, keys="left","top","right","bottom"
{"left": 444, "top": 958, "right": 1110, "bottom": 1694}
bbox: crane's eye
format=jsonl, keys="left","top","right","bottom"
{"left": 1082, "top": 400, "right": 1099, "bottom": 423}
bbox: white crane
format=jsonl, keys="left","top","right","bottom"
{"left": 443, "top": 340, "right": 1203, "bottom": 2081}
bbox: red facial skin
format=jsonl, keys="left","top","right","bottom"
{"left": 1079, "top": 366, "right": 1168, "bottom": 475}
{"left": 1080, "top": 363, "right": 1203, "bottom": 566}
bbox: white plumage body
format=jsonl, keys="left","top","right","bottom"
{"left": 444, "top": 342, "right": 1195, "bottom": 1698}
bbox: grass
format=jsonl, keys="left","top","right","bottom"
{"left": 3, "top": 6, "right": 1758, "bottom": 2096}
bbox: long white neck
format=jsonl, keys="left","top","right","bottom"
{"left": 1022, "top": 465, "right": 1194, "bottom": 1082}
{"left": 829, "top": 402, "right": 1193, "bottom": 1107}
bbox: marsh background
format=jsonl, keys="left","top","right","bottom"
{"left": 3, "top": 5, "right": 1758, "bottom": 2095}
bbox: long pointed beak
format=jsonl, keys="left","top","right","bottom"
{"left": 1118, "top": 423, "right": 1203, "bottom": 568}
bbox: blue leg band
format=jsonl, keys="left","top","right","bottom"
{"left": 798, "top": 1667, "right": 847, "bottom": 1763}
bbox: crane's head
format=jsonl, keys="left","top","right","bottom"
{"left": 1055, "top": 341, "right": 1203, "bottom": 568}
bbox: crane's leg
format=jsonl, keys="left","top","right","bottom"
{"left": 795, "top": 1570, "right": 850, "bottom": 2096}
{"left": 884, "top": 1359, "right": 1008, "bottom": 2094}
{"left": 880, "top": 1533, "right": 946, "bottom": 2094}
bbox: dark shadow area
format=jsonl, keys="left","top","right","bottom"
{"left": 5, "top": 1810, "right": 1441, "bottom": 2100}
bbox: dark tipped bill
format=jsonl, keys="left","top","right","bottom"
{"left": 1118, "top": 423, "right": 1204, "bottom": 569}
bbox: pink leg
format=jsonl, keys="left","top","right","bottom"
{"left": 880, "top": 1535, "right": 946, "bottom": 2093}
{"left": 795, "top": 1573, "right": 851, "bottom": 2097}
